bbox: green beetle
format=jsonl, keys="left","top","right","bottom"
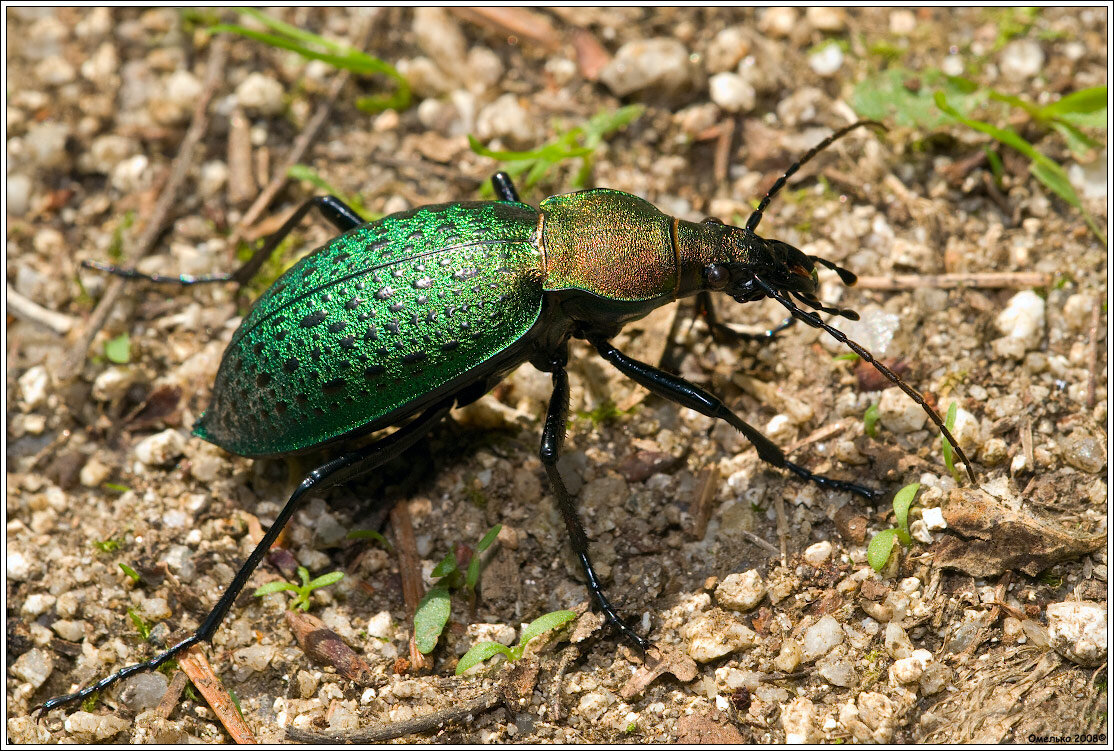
{"left": 43, "top": 120, "right": 972, "bottom": 713}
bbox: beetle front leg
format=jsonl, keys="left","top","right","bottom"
{"left": 588, "top": 335, "right": 878, "bottom": 501}
{"left": 693, "top": 291, "right": 797, "bottom": 343}
{"left": 36, "top": 398, "right": 452, "bottom": 715}
{"left": 539, "top": 358, "right": 650, "bottom": 650}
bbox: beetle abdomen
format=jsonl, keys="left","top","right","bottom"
{"left": 540, "top": 189, "right": 676, "bottom": 302}
{"left": 195, "top": 201, "right": 543, "bottom": 457}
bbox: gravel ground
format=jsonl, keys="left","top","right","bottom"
{"left": 6, "top": 7, "right": 1108, "bottom": 744}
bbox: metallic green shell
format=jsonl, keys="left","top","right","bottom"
{"left": 539, "top": 189, "right": 676, "bottom": 302}
{"left": 194, "top": 202, "right": 543, "bottom": 457}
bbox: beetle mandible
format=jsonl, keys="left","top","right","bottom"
{"left": 41, "top": 119, "right": 974, "bottom": 713}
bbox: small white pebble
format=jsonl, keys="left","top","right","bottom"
{"left": 803, "top": 541, "right": 833, "bottom": 566}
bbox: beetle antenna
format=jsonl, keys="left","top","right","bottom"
{"left": 755, "top": 276, "right": 976, "bottom": 483}
{"left": 745, "top": 120, "right": 887, "bottom": 234}
{"left": 812, "top": 256, "right": 858, "bottom": 286}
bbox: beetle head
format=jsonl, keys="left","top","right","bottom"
{"left": 697, "top": 226, "right": 860, "bottom": 322}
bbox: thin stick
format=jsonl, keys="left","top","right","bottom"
{"left": 6, "top": 284, "right": 75, "bottom": 334}
{"left": 389, "top": 500, "right": 427, "bottom": 671}
{"left": 687, "top": 465, "right": 719, "bottom": 541}
{"left": 178, "top": 645, "right": 256, "bottom": 744}
{"left": 714, "top": 118, "right": 736, "bottom": 184}
{"left": 853, "top": 272, "right": 1052, "bottom": 291}
{"left": 785, "top": 420, "right": 850, "bottom": 454}
{"left": 60, "top": 36, "right": 229, "bottom": 380}
{"left": 285, "top": 688, "right": 502, "bottom": 743}
{"left": 1086, "top": 300, "right": 1100, "bottom": 409}
{"left": 230, "top": 17, "right": 376, "bottom": 244}
{"left": 154, "top": 669, "right": 189, "bottom": 719}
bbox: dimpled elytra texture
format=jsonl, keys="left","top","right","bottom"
{"left": 540, "top": 189, "right": 676, "bottom": 301}
{"left": 194, "top": 201, "right": 543, "bottom": 457}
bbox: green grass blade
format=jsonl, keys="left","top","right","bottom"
{"left": 1038, "top": 85, "right": 1107, "bottom": 119}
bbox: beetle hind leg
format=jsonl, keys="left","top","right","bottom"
{"left": 36, "top": 399, "right": 453, "bottom": 715}
{"left": 539, "top": 354, "right": 650, "bottom": 650}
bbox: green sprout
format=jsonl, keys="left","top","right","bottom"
{"left": 211, "top": 7, "right": 409, "bottom": 113}
{"left": 940, "top": 401, "right": 962, "bottom": 483}
{"left": 863, "top": 403, "right": 880, "bottom": 439}
{"left": 127, "top": 608, "right": 153, "bottom": 640}
{"left": 119, "top": 563, "right": 141, "bottom": 582}
{"left": 455, "top": 609, "right": 577, "bottom": 675}
{"left": 92, "top": 537, "right": 121, "bottom": 553}
{"left": 253, "top": 566, "right": 344, "bottom": 611}
{"left": 469, "top": 105, "right": 644, "bottom": 197}
{"left": 413, "top": 525, "right": 501, "bottom": 655}
{"left": 833, "top": 352, "right": 861, "bottom": 363}
{"left": 867, "top": 483, "right": 920, "bottom": 572}
{"left": 103, "top": 483, "right": 132, "bottom": 493}
{"left": 104, "top": 333, "right": 131, "bottom": 364}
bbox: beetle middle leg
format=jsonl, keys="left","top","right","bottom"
{"left": 82, "top": 195, "right": 365, "bottom": 287}
{"left": 36, "top": 398, "right": 453, "bottom": 715}
{"left": 588, "top": 335, "right": 878, "bottom": 500}
{"left": 538, "top": 348, "right": 650, "bottom": 650}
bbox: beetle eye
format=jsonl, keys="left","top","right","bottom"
{"left": 704, "top": 264, "right": 729, "bottom": 290}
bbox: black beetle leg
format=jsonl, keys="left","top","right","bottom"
{"left": 694, "top": 291, "right": 797, "bottom": 343}
{"left": 538, "top": 351, "right": 650, "bottom": 650}
{"left": 227, "top": 195, "right": 363, "bottom": 285}
{"left": 491, "top": 172, "right": 521, "bottom": 203}
{"left": 35, "top": 398, "right": 453, "bottom": 715}
{"left": 588, "top": 335, "right": 878, "bottom": 501}
{"left": 81, "top": 195, "right": 365, "bottom": 287}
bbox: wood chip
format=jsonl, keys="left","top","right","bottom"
{"left": 449, "top": 7, "right": 561, "bottom": 51}
{"left": 285, "top": 611, "right": 376, "bottom": 685}
{"left": 178, "top": 645, "right": 256, "bottom": 744}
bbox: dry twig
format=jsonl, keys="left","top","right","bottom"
{"left": 389, "top": 499, "right": 427, "bottom": 671}
{"left": 285, "top": 688, "right": 502, "bottom": 744}
{"left": 854, "top": 271, "right": 1052, "bottom": 290}
{"left": 178, "top": 645, "right": 256, "bottom": 744}
{"left": 154, "top": 670, "right": 189, "bottom": 720}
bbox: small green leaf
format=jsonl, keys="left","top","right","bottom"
{"left": 833, "top": 352, "right": 861, "bottom": 362}
{"left": 105, "top": 334, "right": 131, "bottom": 364}
{"left": 1038, "top": 86, "right": 1107, "bottom": 120}
{"left": 93, "top": 538, "right": 121, "bottom": 553}
{"left": 891, "top": 483, "right": 920, "bottom": 546}
{"left": 296, "top": 566, "right": 311, "bottom": 588}
{"left": 518, "top": 609, "right": 577, "bottom": 647}
{"left": 431, "top": 551, "right": 458, "bottom": 579}
{"left": 119, "top": 563, "right": 140, "bottom": 582}
{"left": 867, "top": 529, "right": 899, "bottom": 572}
{"left": 414, "top": 585, "right": 452, "bottom": 654}
{"left": 863, "top": 403, "right": 880, "bottom": 439}
{"left": 103, "top": 482, "right": 131, "bottom": 493}
{"left": 455, "top": 641, "right": 514, "bottom": 675}
{"left": 253, "top": 580, "right": 295, "bottom": 597}
{"left": 308, "top": 571, "right": 344, "bottom": 589}
{"left": 941, "top": 402, "right": 960, "bottom": 482}
{"left": 465, "top": 556, "right": 482, "bottom": 593}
